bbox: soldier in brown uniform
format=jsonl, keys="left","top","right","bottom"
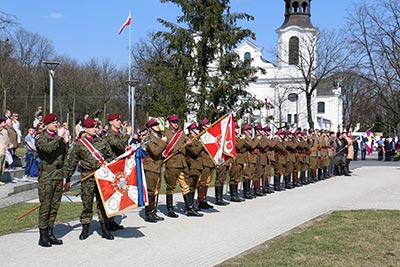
{"left": 300, "top": 130, "right": 311, "bottom": 184}
{"left": 36, "top": 113, "right": 69, "bottom": 247}
{"left": 292, "top": 129, "right": 303, "bottom": 187}
{"left": 229, "top": 124, "right": 246, "bottom": 202}
{"left": 308, "top": 129, "right": 320, "bottom": 183}
{"left": 273, "top": 129, "right": 287, "bottom": 191}
{"left": 163, "top": 115, "right": 202, "bottom": 217}
{"left": 143, "top": 118, "right": 167, "bottom": 222}
{"left": 241, "top": 125, "right": 258, "bottom": 199}
{"left": 105, "top": 113, "right": 132, "bottom": 230}
{"left": 320, "top": 130, "right": 331, "bottom": 179}
{"left": 262, "top": 126, "right": 275, "bottom": 194}
{"left": 253, "top": 125, "right": 267, "bottom": 196}
{"left": 197, "top": 119, "right": 216, "bottom": 209}
{"left": 283, "top": 130, "right": 295, "bottom": 189}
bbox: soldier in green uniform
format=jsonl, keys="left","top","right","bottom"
{"left": 164, "top": 115, "right": 202, "bottom": 217}
{"left": 36, "top": 113, "right": 68, "bottom": 247}
{"left": 197, "top": 119, "right": 216, "bottom": 209}
{"left": 143, "top": 118, "right": 167, "bottom": 223}
{"left": 105, "top": 113, "right": 132, "bottom": 230}
{"left": 64, "top": 117, "right": 116, "bottom": 240}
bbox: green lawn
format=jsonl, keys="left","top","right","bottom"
{"left": 218, "top": 210, "right": 400, "bottom": 267}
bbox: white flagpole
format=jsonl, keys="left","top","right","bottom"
{"left": 128, "top": 10, "right": 132, "bottom": 128}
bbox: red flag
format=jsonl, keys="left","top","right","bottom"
{"left": 200, "top": 113, "right": 236, "bottom": 165}
{"left": 118, "top": 14, "right": 131, "bottom": 34}
{"left": 95, "top": 147, "right": 148, "bottom": 218}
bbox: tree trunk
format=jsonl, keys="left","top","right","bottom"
{"left": 306, "top": 92, "right": 314, "bottom": 129}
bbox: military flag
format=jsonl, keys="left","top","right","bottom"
{"left": 118, "top": 12, "right": 131, "bottom": 34}
{"left": 199, "top": 113, "right": 236, "bottom": 165}
{"left": 95, "top": 146, "right": 148, "bottom": 218}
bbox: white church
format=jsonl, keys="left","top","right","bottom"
{"left": 235, "top": 0, "right": 343, "bottom": 131}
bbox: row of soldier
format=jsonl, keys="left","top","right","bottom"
{"left": 35, "top": 112, "right": 353, "bottom": 247}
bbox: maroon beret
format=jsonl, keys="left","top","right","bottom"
{"left": 285, "top": 130, "right": 291, "bottom": 135}
{"left": 82, "top": 117, "right": 96, "bottom": 128}
{"left": 187, "top": 123, "right": 198, "bottom": 131}
{"left": 167, "top": 115, "right": 179, "bottom": 122}
{"left": 43, "top": 113, "right": 57, "bottom": 125}
{"left": 294, "top": 130, "right": 301, "bottom": 135}
{"left": 254, "top": 125, "right": 263, "bottom": 130}
{"left": 201, "top": 118, "right": 210, "bottom": 126}
{"left": 107, "top": 113, "right": 120, "bottom": 121}
{"left": 275, "top": 129, "right": 283, "bottom": 135}
{"left": 263, "top": 125, "right": 271, "bottom": 132}
{"left": 243, "top": 125, "right": 252, "bottom": 131}
{"left": 146, "top": 118, "right": 159, "bottom": 128}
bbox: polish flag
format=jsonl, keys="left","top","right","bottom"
{"left": 118, "top": 14, "right": 131, "bottom": 34}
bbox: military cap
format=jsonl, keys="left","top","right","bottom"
{"left": 43, "top": 113, "right": 57, "bottom": 125}
{"left": 254, "top": 125, "right": 263, "bottom": 130}
{"left": 285, "top": 130, "right": 291, "bottom": 135}
{"left": 146, "top": 118, "right": 159, "bottom": 128}
{"left": 167, "top": 115, "right": 179, "bottom": 122}
{"left": 83, "top": 117, "right": 96, "bottom": 128}
{"left": 234, "top": 123, "right": 240, "bottom": 129}
{"left": 201, "top": 118, "right": 210, "bottom": 127}
{"left": 187, "top": 123, "right": 198, "bottom": 131}
{"left": 275, "top": 129, "right": 283, "bottom": 135}
{"left": 294, "top": 129, "right": 301, "bottom": 135}
{"left": 107, "top": 113, "right": 121, "bottom": 121}
{"left": 243, "top": 125, "right": 252, "bottom": 131}
{"left": 301, "top": 131, "right": 307, "bottom": 136}
{"left": 263, "top": 125, "right": 271, "bottom": 132}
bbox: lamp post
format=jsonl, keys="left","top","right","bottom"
{"left": 127, "top": 79, "right": 139, "bottom": 130}
{"left": 43, "top": 60, "right": 60, "bottom": 113}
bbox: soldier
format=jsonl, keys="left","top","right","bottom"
{"left": 105, "top": 113, "right": 132, "bottom": 230}
{"left": 229, "top": 124, "right": 245, "bottom": 202}
{"left": 308, "top": 129, "right": 320, "bottom": 183}
{"left": 143, "top": 118, "right": 167, "bottom": 223}
{"left": 292, "top": 129, "right": 302, "bottom": 187}
{"left": 263, "top": 126, "right": 275, "bottom": 194}
{"left": 241, "top": 125, "right": 258, "bottom": 199}
{"left": 273, "top": 129, "right": 287, "bottom": 191}
{"left": 64, "top": 117, "right": 116, "bottom": 240}
{"left": 300, "top": 130, "right": 311, "bottom": 184}
{"left": 320, "top": 130, "right": 331, "bottom": 179}
{"left": 197, "top": 119, "right": 216, "bottom": 209}
{"left": 283, "top": 130, "right": 295, "bottom": 189}
{"left": 253, "top": 125, "right": 267, "bottom": 196}
{"left": 163, "top": 115, "right": 202, "bottom": 217}
{"left": 36, "top": 113, "right": 69, "bottom": 247}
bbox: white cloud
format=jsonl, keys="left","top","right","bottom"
{"left": 47, "top": 12, "right": 64, "bottom": 19}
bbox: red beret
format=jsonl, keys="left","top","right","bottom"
{"left": 201, "top": 118, "right": 210, "bottom": 126}
{"left": 263, "top": 125, "right": 271, "bottom": 131}
{"left": 294, "top": 130, "right": 301, "bottom": 135}
{"left": 146, "top": 118, "right": 159, "bottom": 128}
{"left": 285, "top": 130, "right": 291, "bottom": 135}
{"left": 254, "top": 125, "right": 263, "bottom": 130}
{"left": 167, "top": 115, "right": 179, "bottom": 122}
{"left": 43, "top": 113, "right": 57, "bottom": 125}
{"left": 234, "top": 123, "right": 240, "bottom": 129}
{"left": 82, "top": 118, "right": 96, "bottom": 128}
{"left": 275, "top": 130, "right": 283, "bottom": 135}
{"left": 243, "top": 125, "right": 252, "bottom": 131}
{"left": 107, "top": 113, "right": 120, "bottom": 121}
{"left": 187, "top": 123, "right": 198, "bottom": 131}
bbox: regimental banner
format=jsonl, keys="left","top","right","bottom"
{"left": 200, "top": 113, "right": 236, "bottom": 165}
{"left": 95, "top": 147, "right": 148, "bottom": 218}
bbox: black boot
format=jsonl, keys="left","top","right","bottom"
{"left": 38, "top": 228, "right": 51, "bottom": 247}
{"left": 318, "top": 168, "right": 324, "bottom": 180}
{"left": 229, "top": 184, "right": 242, "bottom": 202}
{"left": 183, "top": 193, "right": 203, "bottom": 217}
{"left": 79, "top": 224, "right": 90, "bottom": 240}
{"left": 145, "top": 206, "right": 157, "bottom": 223}
{"left": 166, "top": 194, "right": 179, "bottom": 218}
{"left": 274, "top": 176, "right": 281, "bottom": 191}
{"left": 285, "top": 176, "right": 293, "bottom": 189}
{"left": 48, "top": 227, "right": 63, "bottom": 245}
{"left": 152, "top": 195, "right": 164, "bottom": 221}
{"left": 215, "top": 185, "right": 229, "bottom": 205}
{"left": 198, "top": 186, "right": 214, "bottom": 209}
{"left": 100, "top": 222, "right": 114, "bottom": 240}
{"left": 243, "top": 180, "right": 253, "bottom": 199}
{"left": 107, "top": 217, "right": 124, "bottom": 231}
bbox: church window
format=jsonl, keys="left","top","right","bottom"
{"left": 244, "top": 52, "right": 251, "bottom": 68}
{"left": 317, "top": 102, "right": 325, "bottom": 113}
{"left": 289, "top": 36, "right": 299, "bottom": 65}
{"left": 292, "top": 1, "right": 299, "bottom": 13}
{"left": 287, "top": 114, "right": 292, "bottom": 124}
{"left": 302, "top": 2, "right": 308, "bottom": 13}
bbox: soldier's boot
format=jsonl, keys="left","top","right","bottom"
{"left": 100, "top": 222, "right": 114, "bottom": 240}
{"left": 285, "top": 176, "right": 293, "bottom": 189}
{"left": 243, "top": 180, "right": 253, "bottom": 199}
{"left": 323, "top": 167, "right": 329, "bottom": 178}
{"left": 152, "top": 195, "right": 164, "bottom": 221}
{"left": 293, "top": 172, "right": 300, "bottom": 187}
{"left": 108, "top": 217, "right": 124, "bottom": 231}
{"left": 183, "top": 193, "right": 203, "bottom": 217}
{"left": 254, "top": 179, "right": 264, "bottom": 196}
{"left": 48, "top": 227, "right": 63, "bottom": 245}
{"left": 166, "top": 194, "right": 179, "bottom": 218}
{"left": 318, "top": 168, "right": 324, "bottom": 180}
{"left": 279, "top": 175, "right": 286, "bottom": 191}
{"left": 38, "top": 228, "right": 52, "bottom": 247}
{"left": 79, "top": 224, "right": 90, "bottom": 240}
{"left": 300, "top": 172, "right": 306, "bottom": 185}
{"left": 274, "top": 176, "right": 282, "bottom": 191}
{"left": 215, "top": 185, "right": 229, "bottom": 206}
{"left": 229, "top": 184, "right": 242, "bottom": 202}
{"left": 312, "top": 169, "right": 318, "bottom": 182}
{"left": 144, "top": 196, "right": 157, "bottom": 223}
{"left": 266, "top": 176, "right": 275, "bottom": 193}
{"left": 198, "top": 186, "right": 214, "bottom": 209}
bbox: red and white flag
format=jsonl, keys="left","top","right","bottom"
{"left": 118, "top": 13, "right": 131, "bottom": 34}
{"left": 200, "top": 113, "right": 236, "bottom": 165}
{"left": 95, "top": 146, "right": 148, "bottom": 218}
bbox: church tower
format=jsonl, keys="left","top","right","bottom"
{"left": 276, "top": 0, "right": 318, "bottom": 68}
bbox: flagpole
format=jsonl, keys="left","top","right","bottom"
{"left": 128, "top": 10, "right": 133, "bottom": 129}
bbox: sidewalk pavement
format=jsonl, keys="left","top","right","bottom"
{"left": 1, "top": 159, "right": 399, "bottom": 267}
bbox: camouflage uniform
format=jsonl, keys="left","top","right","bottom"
{"left": 36, "top": 132, "right": 68, "bottom": 233}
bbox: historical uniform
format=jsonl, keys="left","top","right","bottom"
{"left": 253, "top": 125, "right": 267, "bottom": 196}
{"left": 308, "top": 129, "right": 320, "bottom": 182}
{"left": 105, "top": 113, "right": 131, "bottom": 229}
{"left": 64, "top": 118, "right": 116, "bottom": 240}
{"left": 143, "top": 118, "right": 167, "bottom": 222}
{"left": 263, "top": 126, "right": 275, "bottom": 193}
{"left": 229, "top": 124, "right": 246, "bottom": 202}
{"left": 283, "top": 131, "right": 295, "bottom": 189}
{"left": 36, "top": 113, "right": 68, "bottom": 247}
{"left": 273, "top": 130, "right": 287, "bottom": 191}
{"left": 164, "top": 115, "right": 202, "bottom": 217}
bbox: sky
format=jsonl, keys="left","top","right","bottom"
{"left": 1, "top": 0, "right": 362, "bottom": 68}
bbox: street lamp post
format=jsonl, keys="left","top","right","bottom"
{"left": 43, "top": 60, "right": 60, "bottom": 113}
{"left": 127, "top": 79, "right": 139, "bottom": 131}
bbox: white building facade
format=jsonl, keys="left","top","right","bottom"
{"left": 234, "top": 0, "right": 342, "bottom": 131}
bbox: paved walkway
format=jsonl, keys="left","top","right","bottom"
{"left": 1, "top": 159, "right": 399, "bottom": 267}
